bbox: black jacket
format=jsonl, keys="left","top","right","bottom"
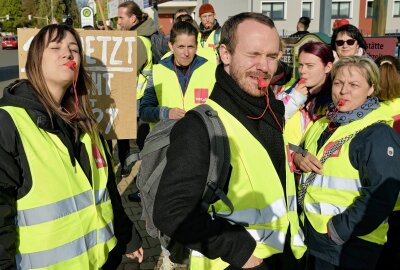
{"left": 153, "top": 64, "right": 286, "bottom": 268}
{"left": 0, "top": 80, "right": 141, "bottom": 270}
{"left": 305, "top": 121, "right": 400, "bottom": 269}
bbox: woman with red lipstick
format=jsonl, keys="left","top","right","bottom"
{"left": 277, "top": 41, "right": 334, "bottom": 146}
{"left": 294, "top": 56, "right": 400, "bottom": 270}
{"left": 0, "top": 24, "right": 143, "bottom": 269}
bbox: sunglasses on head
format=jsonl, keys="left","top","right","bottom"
{"left": 335, "top": 39, "right": 356, "bottom": 46}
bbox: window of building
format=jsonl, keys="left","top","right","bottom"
{"left": 394, "top": 1, "right": 400, "bottom": 17}
{"left": 262, "top": 2, "right": 285, "bottom": 20}
{"left": 366, "top": 0, "right": 373, "bottom": 17}
{"left": 332, "top": 1, "right": 351, "bottom": 18}
{"left": 302, "top": 1, "right": 312, "bottom": 18}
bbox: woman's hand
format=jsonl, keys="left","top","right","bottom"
{"left": 294, "top": 152, "right": 323, "bottom": 174}
{"left": 125, "top": 247, "right": 144, "bottom": 263}
{"left": 169, "top": 108, "right": 186, "bottom": 119}
{"left": 242, "top": 255, "right": 263, "bottom": 268}
{"left": 294, "top": 79, "right": 308, "bottom": 97}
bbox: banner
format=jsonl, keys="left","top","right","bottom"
{"left": 17, "top": 28, "right": 138, "bottom": 140}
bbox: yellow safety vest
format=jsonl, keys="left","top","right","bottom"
{"left": 190, "top": 100, "right": 306, "bottom": 270}
{"left": 301, "top": 108, "right": 392, "bottom": 245}
{"left": 2, "top": 106, "right": 117, "bottom": 270}
{"left": 380, "top": 98, "right": 400, "bottom": 210}
{"left": 137, "top": 36, "right": 153, "bottom": 100}
{"left": 153, "top": 60, "right": 216, "bottom": 111}
{"left": 197, "top": 30, "right": 220, "bottom": 66}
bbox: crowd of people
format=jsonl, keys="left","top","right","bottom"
{"left": 1, "top": 1, "right": 400, "bottom": 270}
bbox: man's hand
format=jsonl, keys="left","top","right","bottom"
{"left": 294, "top": 152, "right": 323, "bottom": 174}
{"left": 169, "top": 108, "right": 186, "bottom": 119}
{"left": 125, "top": 247, "right": 144, "bottom": 263}
{"left": 242, "top": 255, "right": 263, "bottom": 268}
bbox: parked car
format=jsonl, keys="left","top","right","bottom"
{"left": 1, "top": 36, "right": 18, "bottom": 49}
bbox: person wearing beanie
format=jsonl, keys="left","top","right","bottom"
{"left": 197, "top": 3, "right": 221, "bottom": 65}
{"left": 332, "top": 18, "right": 349, "bottom": 32}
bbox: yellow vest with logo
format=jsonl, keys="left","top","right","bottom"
{"left": 301, "top": 108, "right": 392, "bottom": 245}
{"left": 153, "top": 60, "right": 216, "bottom": 111}
{"left": 1, "top": 106, "right": 117, "bottom": 270}
{"left": 190, "top": 100, "right": 306, "bottom": 270}
{"left": 137, "top": 36, "right": 153, "bottom": 100}
{"left": 380, "top": 99, "right": 400, "bottom": 210}
{"left": 197, "top": 30, "right": 220, "bottom": 66}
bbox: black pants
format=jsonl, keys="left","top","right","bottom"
{"left": 306, "top": 255, "right": 357, "bottom": 270}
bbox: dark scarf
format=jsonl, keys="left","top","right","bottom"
{"left": 199, "top": 20, "right": 220, "bottom": 42}
{"left": 210, "top": 64, "right": 287, "bottom": 186}
{"left": 326, "top": 96, "right": 380, "bottom": 125}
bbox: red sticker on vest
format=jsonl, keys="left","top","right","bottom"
{"left": 208, "top": 44, "right": 217, "bottom": 49}
{"left": 92, "top": 144, "right": 107, "bottom": 168}
{"left": 323, "top": 141, "right": 342, "bottom": 157}
{"left": 393, "top": 114, "right": 400, "bottom": 134}
{"left": 194, "top": 88, "right": 209, "bottom": 104}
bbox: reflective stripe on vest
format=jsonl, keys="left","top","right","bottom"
{"left": 137, "top": 36, "right": 153, "bottom": 100}
{"left": 16, "top": 223, "right": 114, "bottom": 269}
{"left": 17, "top": 189, "right": 110, "bottom": 226}
{"left": 153, "top": 60, "right": 216, "bottom": 111}
{"left": 216, "top": 197, "right": 287, "bottom": 224}
{"left": 302, "top": 108, "right": 392, "bottom": 245}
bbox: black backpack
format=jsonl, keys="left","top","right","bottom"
{"left": 136, "top": 104, "right": 233, "bottom": 263}
{"left": 149, "top": 31, "right": 169, "bottom": 64}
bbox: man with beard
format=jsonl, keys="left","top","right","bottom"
{"left": 196, "top": 3, "right": 221, "bottom": 65}
{"left": 153, "top": 12, "right": 306, "bottom": 270}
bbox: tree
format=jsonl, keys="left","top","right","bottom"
{"left": 0, "top": 0, "right": 26, "bottom": 33}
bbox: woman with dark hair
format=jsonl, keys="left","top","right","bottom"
{"left": 294, "top": 56, "right": 400, "bottom": 270}
{"left": 0, "top": 24, "right": 143, "bottom": 269}
{"left": 374, "top": 55, "right": 400, "bottom": 270}
{"left": 331, "top": 24, "right": 368, "bottom": 61}
{"left": 140, "top": 21, "right": 216, "bottom": 124}
{"left": 277, "top": 41, "right": 334, "bottom": 146}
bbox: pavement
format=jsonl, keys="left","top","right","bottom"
{"left": 115, "top": 158, "right": 188, "bottom": 270}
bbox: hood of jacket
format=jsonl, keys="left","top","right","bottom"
{"left": 131, "top": 17, "right": 157, "bottom": 37}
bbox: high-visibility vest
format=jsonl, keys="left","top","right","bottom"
{"left": 196, "top": 29, "right": 220, "bottom": 66}
{"left": 1, "top": 106, "right": 117, "bottom": 270}
{"left": 153, "top": 60, "right": 216, "bottom": 111}
{"left": 380, "top": 98, "right": 400, "bottom": 210}
{"left": 190, "top": 100, "right": 306, "bottom": 270}
{"left": 301, "top": 108, "right": 392, "bottom": 245}
{"left": 137, "top": 36, "right": 153, "bottom": 100}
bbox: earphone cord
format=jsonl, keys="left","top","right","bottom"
{"left": 247, "top": 86, "right": 283, "bottom": 132}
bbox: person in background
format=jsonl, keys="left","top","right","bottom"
{"left": 0, "top": 24, "right": 143, "bottom": 270}
{"left": 289, "top": 16, "right": 310, "bottom": 38}
{"left": 331, "top": 24, "right": 368, "bottom": 62}
{"left": 140, "top": 21, "right": 215, "bottom": 125}
{"left": 294, "top": 56, "right": 400, "bottom": 270}
{"left": 197, "top": 3, "right": 221, "bottom": 65}
{"left": 174, "top": 8, "right": 189, "bottom": 22}
{"left": 97, "top": 20, "right": 105, "bottom": 30}
{"left": 117, "top": 1, "right": 157, "bottom": 177}
{"left": 176, "top": 13, "right": 199, "bottom": 30}
{"left": 154, "top": 12, "right": 306, "bottom": 270}
{"left": 278, "top": 41, "right": 334, "bottom": 146}
{"left": 374, "top": 55, "right": 400, "bottom": 270}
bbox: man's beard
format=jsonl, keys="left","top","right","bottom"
{"left": 231, "top": 67, "right": 272, "bottom": 97}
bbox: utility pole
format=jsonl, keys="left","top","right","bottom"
{"left": 153, "top": 0, "right": 158, "bottom": 31}
{"left": 51, "top": 0, "right": 54, "bottom": 19}
{"left": 372, "top": 0, "right": 388, "bottom": 36}
{"left": 319, "top": 0, "right": 332, "bottom": 36}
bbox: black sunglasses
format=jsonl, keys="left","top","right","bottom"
{"left": 335, "top": 39, "right": 356, "bottom": 46}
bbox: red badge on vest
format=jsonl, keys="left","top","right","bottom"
{"left": 194, "top": 88, "right": 209, "bottom": 104}
{"left": 323, "top": 141, "right": 342, "bottom": 157}
{"left": 92, "top": 144, "right": 107, "bottom": 168}
{"left": 208, "top": 44, "right": 217, "bottom": 49}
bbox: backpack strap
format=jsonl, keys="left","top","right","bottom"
{"left": 213, "top": 28, "right": 221, "bottom": 47}
{"left": 189, "top": 104, "right": 233, "bottom": 215}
